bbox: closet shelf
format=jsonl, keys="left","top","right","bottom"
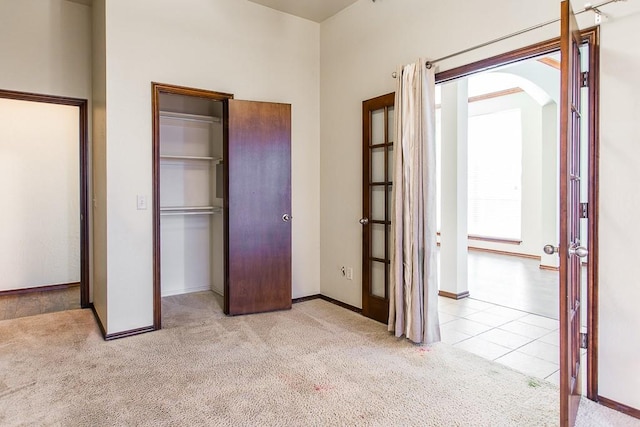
{"left": 160, "top": 206, "right": 223, "bottom": 216}
{"left": 159, "top": 111, "right": 222, "bottom": 124}
{"left": 160, "top": 154, "right": 222, "bottom": 162}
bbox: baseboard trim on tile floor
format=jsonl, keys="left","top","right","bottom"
{"left": 438, "top": 290, "right": 470, "bottom": 300}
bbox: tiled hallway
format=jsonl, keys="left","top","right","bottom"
{"left": 439, "top": 295, "right": 562, "bottom": 385}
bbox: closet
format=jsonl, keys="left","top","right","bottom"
{"left": 158, "top": 93, "right": 225, "bottom": 297}
{"left": 152, "top": 83, "right": 293, "bottom": 328}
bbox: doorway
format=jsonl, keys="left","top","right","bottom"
{"left": 361, "top": 28, "right": 599, "bottom": 402}
{"left": 0, "top": 89, "right": 89, "bottom": 313}
{"left": 436, "top": 54, "right": 564, "bottom": 320}
{"left": 435, "top": 26, "right": 599, "bottom": 404}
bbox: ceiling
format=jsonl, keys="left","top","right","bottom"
{"left": 247, "top": 0, "right": 359, "bottom": 23}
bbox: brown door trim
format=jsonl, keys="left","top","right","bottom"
{"left": 0, "top": 88, "right": 90, "bottom": 308}
{"left": 432, "top": 27, "right": 600, "bottom": 402}
{"left": 583, "top": 27, "right": 600, "bottom": 402}
{"left": 151, "top": 82, "right": 233, "bottom": 330}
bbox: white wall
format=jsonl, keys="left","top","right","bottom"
{"left": 92, "top": 0, "right": 108, "bottom": 326}
{"left": 466, "top": 92, "right": 544, "bottom": 257}
{"left": 101, "top": 0, "right": 321, "bottom": 333}
{"left": 541, "top": 102, "right": 559, "bottom": 269}
{"left": 320, "top": 0, "right": 639, "bottom": 410}
{"left": 0, "top": 0, "right": 92, "bottom": 292}
{"left": 598, "top": 10, "right": 640, "bottom": 410}
{"left": 320, "top": 0, "right": 560, "bottom": 308}
{"left": 0, "top": 99, "right": 79, "bottom": 290}
{"left": 0, "top": 0, "right": 91, "bottom": 99}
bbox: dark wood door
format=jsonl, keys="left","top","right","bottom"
{"left": 361, "top": 93, "right": 395, "bottom": 323}
{"left": 560, "top": 1, "right": 584, "bottom": 425}
{"left": 225, "top": 100, "right": 292, "bottom": 315}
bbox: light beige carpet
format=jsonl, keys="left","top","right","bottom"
{"left": 0, "top": 296, "right": 637, "bottom": 426}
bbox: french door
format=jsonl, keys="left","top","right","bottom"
{"left": 559, "top": 1, "right": 585, "bottom": 425}
{"left": 361, "top": 93, "right": 395, "bottom": 323}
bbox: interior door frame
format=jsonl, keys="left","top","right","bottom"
{"left": 151, "top": 82, "right": 233, "bottom": 330}
{"left": 0, "top": 89, "right": 89, "bottom": 308}
{"left": 435, "top": 27, "right": 600, "bottom": 401}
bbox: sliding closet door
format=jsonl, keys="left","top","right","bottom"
{"left": 225, "top": 100, "right": 292, "bottom": 315}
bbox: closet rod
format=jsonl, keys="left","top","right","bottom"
{"left": 391, "top": 0, "right": 622, "bottom": 77}
{"left": 160, "top": 211, "right": 220, "bottom": 216}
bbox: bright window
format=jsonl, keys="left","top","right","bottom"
{"left": 435, "top": 107, "right": 523, "bottom": 241}
{"left": 467, "top": 109, "right": 522, "bottom": 240}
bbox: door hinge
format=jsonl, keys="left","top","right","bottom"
{"left": 580, "top": 332, "right": 588, "bottom": 349}
{"left": 580, "top": 202, "right": 588, "bottom": 219}
{"left": 581, "top": 71, "right": 589, "bottom": 88}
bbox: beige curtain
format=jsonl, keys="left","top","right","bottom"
{"left": 388, "top": 59, "right": 440, "bottom": 344}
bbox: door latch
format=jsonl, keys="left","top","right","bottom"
{"left": 580, "top": 202, "right": 588, "bottom": 219}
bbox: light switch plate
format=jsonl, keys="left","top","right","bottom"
{"left": 137, "top": 195, "right": 147, "bottom": 210}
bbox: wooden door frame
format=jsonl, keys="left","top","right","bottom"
{"left": 0, "top": 89, "right": 90, "bottom": 308}
{"left": 434, "top": 28, "right": 600, "bottom": 401}
{"left": 151, "top": 82, "right": 233, "bottom": 330}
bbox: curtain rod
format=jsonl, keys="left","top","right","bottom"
{"left": 391, "top": 0, "right": 623, "bottom": 78}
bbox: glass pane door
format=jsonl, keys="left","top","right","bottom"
{"left": 362, "top": 93, "right": 395, "bottom": 323}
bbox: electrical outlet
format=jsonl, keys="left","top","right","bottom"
{"left": 346, "top": 267, "right": 353, "bottom": 280}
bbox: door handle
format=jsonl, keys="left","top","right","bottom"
{"left": 359, "top": 217, "right": 369, "bottom": 225}
{"left": 282, "top": 214, "right": 292, "bottom": 222}
{"left": 544, "top": 243, "right": 588, "bottom": 258}
{"left": 569, "top": 245, "right": 588, "bottom": 258}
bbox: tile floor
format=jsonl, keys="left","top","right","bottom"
{"left": 465, "top": 250, "right": 559, "bottom": 319}
{"left": 438, "top": 295, "right": 564, "bottom": 385}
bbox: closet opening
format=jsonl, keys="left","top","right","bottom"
{"left": 152, "top": 83, "right": 232, "bottom": 329}
{"left": 152, "top": 83, "right": 293, "bottom": 329}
